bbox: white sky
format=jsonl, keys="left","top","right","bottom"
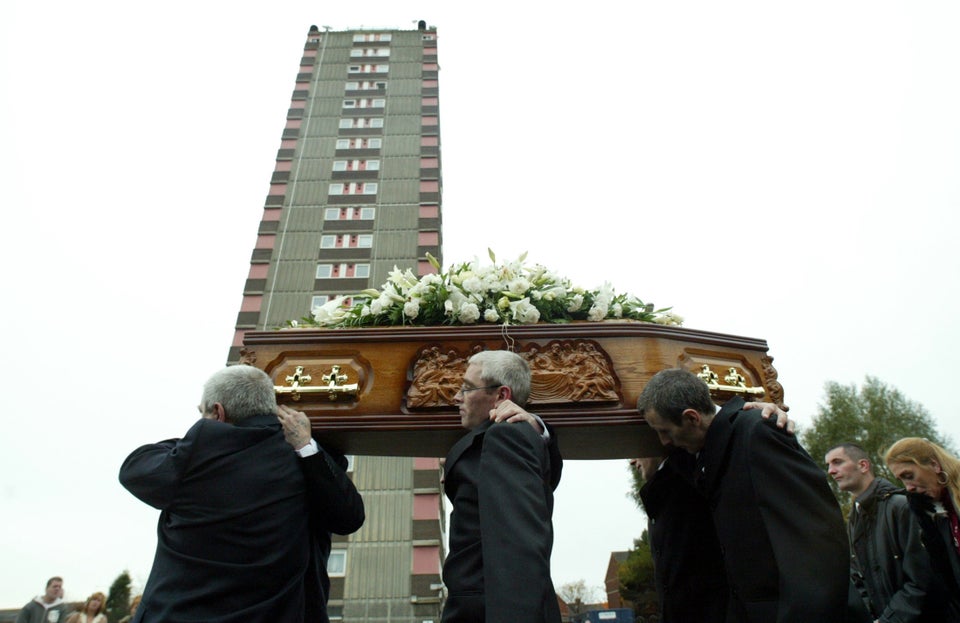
{"left": 2, "top": 0, "right": 959, "bottom": 609}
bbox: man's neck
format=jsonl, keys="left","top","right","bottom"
{"left": 850, "top": 474, "right": 876, "bottom": 499}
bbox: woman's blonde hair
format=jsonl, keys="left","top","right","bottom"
{"left": 885, "top": 437, "right": 960, "bottom": 510}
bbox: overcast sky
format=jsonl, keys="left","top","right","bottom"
{"left": 2, "top": 0, "right": 959, "bottom": 609}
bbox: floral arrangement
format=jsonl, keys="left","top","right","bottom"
{"left": 290, "top": 250, "right": 682, "bottom": 329}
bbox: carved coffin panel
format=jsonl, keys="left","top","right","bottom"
{"left": 241, "top": 322, "right": 781, "bottom": 459}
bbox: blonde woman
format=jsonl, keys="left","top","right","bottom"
{"left": 885, "top": 437, "right": 960, "bottom": 619}
{"left": 65, "top": 592, "right": 107, "bottom": 623}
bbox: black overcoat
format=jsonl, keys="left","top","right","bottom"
{"left": 698, "top": 398, "right": 849, "bottom": 623}
{"left": 119, "top": 414, "right": 365, "bottom": 623}
{"left": 440, "top": 419, "right": 562, "bottom": 623}
{"left": 640, "top": 449, "right": 727, "bottom": 623}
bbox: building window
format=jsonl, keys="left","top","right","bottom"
{"left": 320, "top": 234, "right": 374, "bottom": 249}
{"left": 325, "top": 207, "right": 376, "bottom": 220}
{"left": 327, "top": 550, "right": 346, "bottom": 576}
{"left": 316, "top": 263, "right": 369, "bottom": 279}
{"left": 311, "top": 295, "right": 328, "bottom": 310}
{"left": 350, "top": 48, "right": 390, "bottom": 57}
{"left": 332, "top": 159, "right": 380, "bottom": 171}
{"left": 352, "top": 33, "right": 391, "bottom": 42}
{"left": 344, "top": 81, "right": 387, "bottom": 92}
{"left": 347, "top": 64, "right": 389, "bottom": 74}
{"left": 328, "top": 182, "right": 378, "bottom": 195}
{"left": 338, "top": 118, "right": 384, "bottom": 129}
{"left": 342, "top": 98, "right": 385, "bottom": 109}
{"left": 335, "top": 137, "right": 382, "bottom": 150}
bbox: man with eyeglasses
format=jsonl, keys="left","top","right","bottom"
{"left": 440, "top": 349, "right": 562, "bottom": 623}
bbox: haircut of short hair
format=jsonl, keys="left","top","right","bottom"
{"left": 46, "top": 576, "right": 62, "bottom": 588}
{"left": 636, "top": 368, "right": 715, "bottom": 425}
{"left": 200, "top": 365, "right": 277, "bottom": 423}
{"left": 826, "top": 442, "right": 872, "bottom": 471}
{"left": 468, "top": 350, "right": 532, "bottom": 406}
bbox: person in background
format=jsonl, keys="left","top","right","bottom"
{"left": 15, "top": 577, "right": 67, "bottom": 623}
{"left": 65, "top": 592, "right": 107, "bottom": 623}
{"left": 826, "top": 442, "right": 950, "bottom": 622}
{"left": 885, "top": 437, "right": 960, "bottom": 620}
{"left": 118, "top": 595, "right": 141, "bottom": 623}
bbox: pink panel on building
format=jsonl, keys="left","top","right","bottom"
{"left": 420, "top": 181, "right": 439, "bottom": 192}
{"left": 290, "top": 100, "right": 306, "bottom": 109}
{"left": 248, "top": 264, "right": 269, "bottom": 278}
{"left": 418, "top": 232, "right": 439, "bottom": 245}
{"left": 421, "top": 136, "right": 439, "bottom": 146}
{"left": 413, "top": 493, "right": 439, "bottom": 520}
{"left": 285, "top": 119, "right": 302, "bottom": 129}
{"left": 422, "top": 116, "right": 438, "bottom": 126}
{"left": 421, "top": 97, "right": 439, "bottom": 106}
{"left": 240, "top": 295, "right": 262, "bottom": 312}
{"left": 269, "top": 184, "right": 287, "bottom": 195}
{"left": 303, "top": 49, "right": 317, "bottom": 57}
{"left": 418, "top": 260, "right": 437, "bottom": 276}
{"left": 299, "top": 66, "right": 313, "bottom": 74}
{"left": 422, "top": 63, "right": 438, "bottom": 71}
{"left": 414, "top": 457, "right": 440, "bottom": 470}
{"left": 255, "top": 235, "right": 275, "bottom": 249}
{"left": 412, "top": 546, "right": 441, "bottom": 575}
{"left": 281, "top": 140, "right": 297, "bottom": 149}
{"left": 232, "top": 329, "right": 247, "bottom": 347}
{"left": 296, "top": 82, "right": 309, "bottom": 91}
{"left": 420, "top": 157, "right": 439, "bottom": 168}
{"left": 424, "top": 48, "right": 437, "bottom": 56}
{"left": 274, "top": 160, "right": 292, "bottom": 172}
{"left": 419, "top": 205, "right": 439, "bottom": 218}
{"left": 422, "top": 80, "right": 439, "bottom": 88}
{"left": 262, "top": 207, "right": 281, "bottom": 221}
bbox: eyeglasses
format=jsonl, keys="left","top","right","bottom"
{"left": 457, "top": 384, "right": 500, "bottom": 396}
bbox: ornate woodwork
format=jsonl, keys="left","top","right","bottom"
{"left": 241, "top": 322, "right": 782, "bottom": 459}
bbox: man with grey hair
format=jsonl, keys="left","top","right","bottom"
{"left": 441, "top": 349, "right": 562, "bottom": 623}
{"left": 638, "top": 367, "right": 849, "bottom": 623}
{"left": 119, "top": 365, "right": 364, "bottom": 623}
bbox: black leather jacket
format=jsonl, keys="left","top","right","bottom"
{"left": 906, "top": 490, "right": 960, "bottom": 621}
{"left": 849, "top": 478, "right": 957, "bottom": 622}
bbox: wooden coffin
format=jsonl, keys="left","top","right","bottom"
{"left": 240, "top": 322, "right": 784, "bottom": 459}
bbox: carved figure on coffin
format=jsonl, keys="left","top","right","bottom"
{"left": 407, "top": 346, "right": 469, "bottom": 407}
{"left": 407, "top": 340, "right": 620, "bottom": 409}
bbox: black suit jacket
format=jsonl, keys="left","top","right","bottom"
{"left": 119, "top": 414, "right": 364, "bottom": 623}
{"left": 698, "top": 398, "right": 849, "bottom": 623}
{"left": 441, "top": 419, "right": 562, "bottom": 623}
{"left": 640, "top": 449, "right": 727, "bottom": 623}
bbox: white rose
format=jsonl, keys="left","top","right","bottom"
{"left": 484, "top": 308, "right": 500, "bottom": 322}
{"left": 509, "top": 297, "right": 541, "bottom": 324}
{"left": 567, "top": 294, "right": 584, "bottom": 312}
{"left": 459, "top": 302, "right": 480, "bottom": 324}
{"left": 403, "top": 299, "right": 420, "bottom": 319}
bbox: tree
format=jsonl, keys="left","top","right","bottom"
{"left": 801, "top": 376, "right": 954, "bottom": 502}
{"left": 617, "top": 532, "right": 658, "bottom": 617}
{"left": 105, "top": 570, "right": 131, "bottom": 623}
{"left": 557, "top": 579, "right": 604, "bottom": 621}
